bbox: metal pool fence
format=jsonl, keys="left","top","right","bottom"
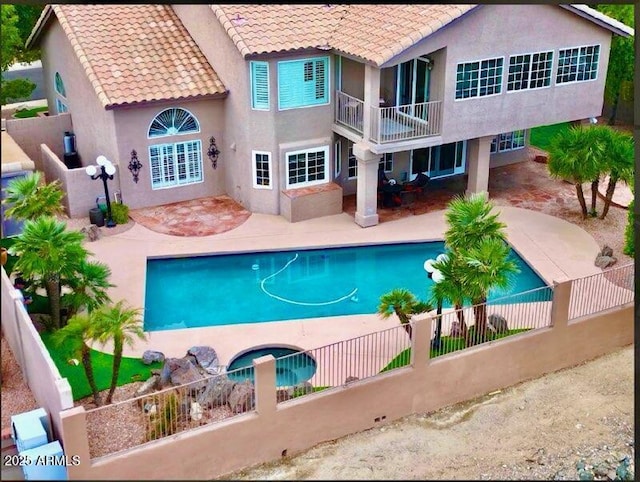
{"left": 432, "top": 285, "right": 555, "bottom": 357}
{"left": 568, "top": 263, "right": 634, "bottom": 321}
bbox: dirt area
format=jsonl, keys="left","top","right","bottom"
{"left": 1, "top": 335, "right": 38, "bottom": 428}
{"left": 225, "top": 345, "right": 634, "bottom": 481}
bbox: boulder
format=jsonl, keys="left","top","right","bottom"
{"left": 594, "top": 255, "right": 617, "bottom": 269}
{"left": 288, "top": 381, "right": 313, "bottom": 398}
{"left": 344, "top": 376, "right": 359, "bottom": 384}
{"left": 600, "top": 245, "right": 614, "bottom": 258}
{"left": 197, "top": 375, "right": 237, "bottom": 408}
{"left": 80, "top": 225, "right": 101, "bottom": 242}
{"left": 142, "top": 350, "right": 165, "bottom": 365}
{"left": 187, "top": 346, "right": 219, "bottom": 371}
{"left": 487, "top": 314, "right": 509, "bottom": 334}
{"left": 134, "top": 373, "right": 160, "bottom": 398}
{"left": 228, "top": 381, "right": 255, "bottom": 414}
{"left": 160, "top": 357, "right": 205, "bottom": 388}
{"left": 276, "top": 389, "right": 291, "bottom": 403}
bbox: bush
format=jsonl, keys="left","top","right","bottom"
{"left": 623, "top": 199, "right": 634, "bottom": 256}
{"left": 110, "top": 203, "right": 129, "bottom": 224}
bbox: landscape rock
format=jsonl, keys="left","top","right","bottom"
{"left": 344, "top": 376, "right": 359, "bottom": 384}
{"left": 80, "top": 225, "right": 101, "bottom": 242}
{"left": 488, "top": 314, "right": 509, "bottom": 334}
{"left": 288, "top": 381, "right": 313, "bottom": 398}
{"left": 160, "top": 357, "right": 205, "bottom": 388}
{"left": 594, "top": 255, "right": 617, "bottom": 269}
{"left": 187, "top": 345, "right": 219, "bottom": 370}
{"left": 599, "top": 245, "right": 613, "bottom": 258}
{"left": 134, "top": 373, "right": 160, "bottom": 398}
{"left": 197, "top": 375, "right": 237, "bottom": 408}
{"left": 142, "top": 350, "right": 165, "bottom": 365}
{"left": 228, "top": 380, "right": 255, "bottom": 414}
{"left": 276, "top": 389, "right": 291, "bottom": 403}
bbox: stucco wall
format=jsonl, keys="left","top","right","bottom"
{"left": 5, "top": 114, "right": 72, "bottom": 175}
{"left": 41, "top": 144, "right": 121, "bottom": 218}
{"left": 382, "top": 4, "right": 613, "bottom": 144}
{"left": 1, "top": 268, "right": 74, "bottom": 440}
{"left": 111, "top": 100, "right": 225, "bottom": 210}
{"left": 40, "top": 20, "right": 119, "bottom": 168}
{"left": 59, "top": 278, "right": 633, "bottom": 480}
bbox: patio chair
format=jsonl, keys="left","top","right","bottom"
{"left": 401, "top": 172, "right": 430, "bottom": 199}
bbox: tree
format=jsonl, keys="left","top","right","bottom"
{"left": 92, "top": 301, "right": 146, "bottom": 404}
{"left": 593, "top": 127, "right": 634, "bottom": 219}
{"left": 1, "top": 4, "right": 36, "bottom": 104}
{"left": 2, "top": 171, "right": 64, "bottom": 221}
{"left": 61, "top": 259, "right": 114, "bottom": 318}
{"left": 430, "top": 255, "right": 471, "bottom": 341}
{"left": 547, "top": 126, "right": 604, "bottom": 218}
{"left": 10, "top": 216, "right": 88, "bottom": 329}
{"left": 595, "top": 5, "right": 634, "bottom": 125}
{"left": 53, "top": 314, "right": 101, "bottom": 406}
{"left": 377, "top": 288, "right": 432, "bottom": 339}
{"left": 623, "top": 178, "right": 635, "bottom": 256}
{"left": 13, "top": 5, "right": 44, "bottom": 64}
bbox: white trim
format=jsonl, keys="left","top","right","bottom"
{"left": 454, "top": 56, "right": 505, "bottom": 101}
{"left": 285, "top": 145, "right": 330, "bottom": 189}
{"left": 506, "top": 50, "right": 554, "bottom": 93}
{"left": 148, "top": 139, "right": 204, "bottom": 190}
{"left": 252, "top": 150, "right": 273, "bottom": 189}
{"left": 555, "top": 44, "right": 601, "bottom": 86}
{"left": 334, "top": 140, "right": 342, "bottom": 178}
{"left": 147, "top": 107, "right": 201, "bottom": 139}
{"left": 347, "top": 141, "right": 357, "bottom": 180}
{"left": 379, "top": 152, "right": 393, "bottom": 173}
{"left": 490, "top": 130, "right": 527, "bottom": 153}
{"left": 250, "top": 61, "right": 270, "bottom": 111}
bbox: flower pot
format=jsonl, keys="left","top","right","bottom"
{"left": 1, "top": 247, "right": 7, "bottom": 266}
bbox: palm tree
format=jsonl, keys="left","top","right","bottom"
{"left": 443, "top": 192, "right": 507, "bottom": 252}
{"left": 430, "top": 255, "right": 471, "bottom": 341}
{"left": 377, "top": 288, "right": 432, "bottom": 339}
{"left": 547, "top": 126, "right": 605, "bottom": 218}
{"left": 62, "top": 259, "right": 114, "bottom": 318}
{"left": 10, "top": 216, "right": 88, "bottom": 329}
{"left": 52, "top": 314, "right": 101, "bottom": 405}
{"left": 92, "top": 301, "right": 146, "bottom": 404}
{"left": 596, "top": 127, "right": 634, "bottom": 219}
{"left": 2, "top": 171, "right": 64, "bottom": 221}
{"left": 459, "top": 238, "right": 519, "bottom": 344}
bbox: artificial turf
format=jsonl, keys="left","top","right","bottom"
{"left": 39, "top": 331, "right": 161, "bottom": 401}
{"left": 529, "top": 122, "right": 571, "bottom": 151}
{"left": 12, "top": 106, "right": 49, "bottom": 119}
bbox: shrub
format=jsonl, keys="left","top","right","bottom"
{"left": 623, "top": 199, "right": 634, "bottom": 256}
{"left": 110, "top": 203, "right": 129, "bottom": 224}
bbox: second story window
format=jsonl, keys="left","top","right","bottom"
{"left": 507, "top": 51, "right": 553, "bottom": 91}
{"left": 278, "top": 57, "right": 329, "bottom": 110}
{"left": 54, "top": 72, "right": 68, "bottom": 113}
{"left": 456, "top": 57, "right": 503, "bottom": 100}
{"left": 556, "top": 45, "right": 600, "bottom": 84}
{"left": 250, "top": 61, "right": 270, "bottom": 110}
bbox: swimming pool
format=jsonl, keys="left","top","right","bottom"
{"left": 144, "top": 241, "right": 547, "bottom": 331}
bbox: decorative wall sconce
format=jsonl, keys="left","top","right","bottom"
{"left": 207, "top": 136, "right": 220, "bottom": 170}
{"left": 128, "top": 149, "right": 143, "bottom": 183}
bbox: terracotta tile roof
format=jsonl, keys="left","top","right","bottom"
{"left": 213, "top": 4, "right": 476, "bottom": 66}
{"left": 35, "top": 4, "right": 226, "bottom": 109}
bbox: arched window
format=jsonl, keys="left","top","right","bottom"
{"left": 54, "top": 72, "right": 66, "bottom": 97}
{"left": 148, "top": 108, "right": 200, "bottom": 138}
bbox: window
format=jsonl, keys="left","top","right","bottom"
{"left": 507, "top": 51, "right": 553, "bottom": 91}
{"left": 278, "top": 57, "right": 329, "bottom": 110}
{"left": 456, "top": 57, "right": 503, "bottom": 99}
{"left": 149, "top": 140, "right": 203, "bottom": 189}
{"left": 347, "top": 141, "right": 357, "bottom": 179}
{"left": 556, "top": 45, "right": 600, "bottom": 84}
{"left": 490, "top": 130, "right": 526, "bottom": 153}
{"left": 286, "top": 146, "right": 330, "bottom": 189}
{"left": 379, "top": 153, "right": 393, "bottom": 172}
{"left": 334, "top": 140, "right": 342, "bottom": 177}
{"left": 54, "top": 72, "right": 66, "bottom": 97}
{"left": 252, "top": 151, "right": 272, "bottom": 189}
{"left": 250, "top": 61, "right": 269, "bottom": 110}
{"left": 55, "top": 99, "right": 68, "bottom": 113}
{"left": 148, "top": 108, "right": 200, "bottom": 138}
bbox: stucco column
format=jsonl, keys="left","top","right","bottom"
{"left": 363, "top": 64, "right": 381, "bottom": 142}
{"left": 550, "top": 277, "right": 572, "bottom": 330}
{"left": 353, "top": 143, "right": 379, "bottom": 227}
{"left": 253, "top": 355, "right": 276, "bottom": 415}
{"left": 465, "top": 135, "right": 493, "bottom": 196}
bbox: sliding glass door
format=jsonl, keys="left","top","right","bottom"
{"left": 410, "top": 141, "right": 466, "bottom": 179}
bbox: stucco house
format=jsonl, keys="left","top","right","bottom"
{"left": 26, "top": 4, "right": 632, "bottom": 226}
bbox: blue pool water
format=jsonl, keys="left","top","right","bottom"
{"left": 227, "top": 347, "right": 317, "bottom": 387}
{"left": 144, "top": 241, "right": 548, "bottom": 331}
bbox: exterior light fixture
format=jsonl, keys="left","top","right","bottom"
{"left": 424, "top": 253, "right": 447, "bottom": 349}
{"left": 207, "top": 136, "right": 220, "bottom": 169}
{"left": 86, "top": 156, "right": 117, "bottom": 228}
{"left": 128, "top": 149, "right": 143, "bottom": 183}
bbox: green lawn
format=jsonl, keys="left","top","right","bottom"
{"left": 13, "top": 106, "right": 48, "bottom": 119}
{"left": 40, "top": 331, "right": 161, "bottom": 401}
{"left": 380, "top": 328, "right": 531, "bottom": 372}
{"left": 529, "top": 122, "right": 570, "bottom": 151}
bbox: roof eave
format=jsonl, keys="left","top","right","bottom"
{"left": 104, "top": 91, "right": 229, "bottom": 111}
{"left": 561, "top": 5, "right": 634, "bottom": 37}
{"left": 25, "top": 5, "right": 54, "bottom": 49}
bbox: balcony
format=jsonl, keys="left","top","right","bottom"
{"left": 335, "top": 90, "right": 442, "bottom": 145}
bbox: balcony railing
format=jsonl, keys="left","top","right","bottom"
{"left": 369, "top": 101, "right": 442, "bottom": 144}
{"left": 335, "top": 90, "right": 364, "bottom": 135}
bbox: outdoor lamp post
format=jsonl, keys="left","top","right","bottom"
{"left": 424, "top": 253, "right": 448, "bottom": 350}
{"left": 86, "top": 155, "right": 117, "bottom": 228}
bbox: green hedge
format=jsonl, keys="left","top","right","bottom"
{"left": 623, "top": 199, "right": 634, "bottom": 256}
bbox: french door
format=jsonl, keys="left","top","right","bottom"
{"left": 396, "top": 56, "right": 431, "bottom": 117}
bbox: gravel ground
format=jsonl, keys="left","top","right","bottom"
{"left": 224, "top": 345, "right": 634, "bottom": 481}
{"left": 1, "top": 335, "right": 38, "bottom": 428}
